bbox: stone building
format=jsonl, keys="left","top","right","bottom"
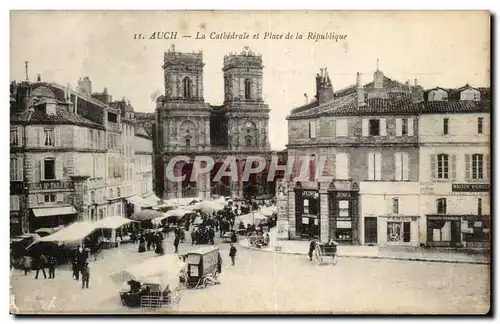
{"left": 154, "top": 45, "right": 276, "bottom": 199}
{"left": 419, "top": 85, "right": 490, "bottom": 249}
{"left": 9, "top": 78, "right": 155, "bottom": 236}
{"left": 285, "top": 67, "right": 491, "bottom": 247}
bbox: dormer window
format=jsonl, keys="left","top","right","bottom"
{"left": 46, "top": 103, "right": 57, "bottom": 116}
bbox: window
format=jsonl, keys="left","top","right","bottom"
{"left": 339, "top": 200, "right": 349, "bottom": 217}
{"left": 369, "top": 119, "right": 380, "bottom": 136}
{"left": 394, "top": 152, "right": 409, "bottom": 181}
{"left": 245, "top": 136, "right": 252, "bottom": 147}
{"left": 392, "top": 198, "right": 399, "bottom": 215}
{"left": 335, "top": 119, "right": 348, "bottom": 137}
{"left": 10, "top": 158, "right": 21, "bottom": 181}
{"left": 183, "top": 77, "right": 192, "bottom": 98}
{"left": 387, "top": 222, "right": 411, "bottom": 243}
{"left": 244, "top": 79, "right": 252, "bottom": 100}
{"left": 437, "top": 198, "right": 447, "bottom": 214}
{"left": 367, "top": 152, "right": 382, "bottom": 180}
{"left": 437, "top": 154, "right": 449, "bottom": 179}
{"left": 478, "top": 198, "right": 483, "bottom": 216}
{"left": 90, "top": 191, "right": 96, "bottom": 203}
{"left": 472, "top": 154, "right": 484, "bottom": 179}
{"left": 117, "top": 187, "right": 121, "bottom": 197}
{"left": 44, "top": 128, "right": 55, "bottom": 146}
{"left": 335, "top": 153, "right": 349, "bottom": 179}
{"left": 99, "top": 209, "right": 104, "bottom": 220}
{"left": 44, "top": 158, "right": 56, "bottom": 180}
{"left": 443, "top": 118, "right": 449, "bottom": 135}
{"left": 110, "top": 189, "right": 114, "bottom": 199}
{"left": 402, "top": 119, "right": 408, "bottom": 136}
{"left": 309, "top": 121, "right": 316, "bottom": 138}
{"left": 478, "top": 117, "right": 484, "bottom": 134}
{"left": 303, "top": 199, "right": 309, "bottom": 214}
{"left": 44, "top": 194, "right": 56, "bottom": 203}
{"left": 10, "top": 128, "right": 19, "bottom": 146}
{"left": 186, "top": 138, "right": 191, "bottom": 147}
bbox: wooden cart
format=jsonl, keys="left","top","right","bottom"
{"left": 184, "top": 246, "right": 221, "bottom": 289}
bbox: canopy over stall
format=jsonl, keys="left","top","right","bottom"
{"left": 34, "top": 225, "right": 65, "bottom": 237}
{"left": 236, "top": 211, "right": 268, "bottom": 227}
{"left": 111, "top": 254, "right": 185, "bottom": 284}
{"left": 130, "top": 210, "right": 163, "bottom": 221}
{"left": 259, "top": 206, "right": 277, "bottom": 217}
{"left": 126, "top": 195, "right": 155, "bottom": 208}
{"left": 28, "top": 221, "right": 97, "bottom": 249}
{"left": 142, "top": 194, "right": 161, "bottom": 207}
{"left": 152, "top": 209, "right": 194, "bottom": 225}
{"left": 93, "top": 216, "right": 138, "bottom": 229}
{"left": 188, "top": 200, "right": 226, "bottom": 214}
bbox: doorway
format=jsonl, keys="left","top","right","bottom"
{"left": 364, "top": 217, "right": 378, "bottom": 244}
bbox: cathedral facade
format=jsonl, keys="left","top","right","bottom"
{"left": 155, "top": 45, "right": 276, "bottom": 199}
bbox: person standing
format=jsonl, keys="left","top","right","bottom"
{"left": 208, "top": 227, "right": 215, "bottom": 245}
{"left": 191, "top": 229, "right": 197, "bottom": 245}
{"left": 47, "top": 254, "right": 57, "bottom": 279}
{"left": 76, "top": 245, "right": 88, "bottom": 277}
{"left": 309, "top": 238, "right": 316, "bottom": 261}
{"left": 173, "top": 234, "right": 180, "bottom": 253}
{"left": 229, "top": 244, "right": 237, "bottom": 266}
{"left": 22, "top": 255, "right": 33, "bottom": 276}
{"left": 81, "top": 262, "right": 90, "bottom": 289}
{"left": 34, "top": 253, "right": 47, "bottom": 279}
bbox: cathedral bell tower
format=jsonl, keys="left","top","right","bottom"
{"left": 222, "top": 47, "right": 270, "bottom": 151}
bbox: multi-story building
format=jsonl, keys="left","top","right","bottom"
{"left": 153, "top": 45, "right": 277, "bottom": 200}
{"left": 9, "top": 77, "right": 155, "bottom": 236}
{"left": 419, "top": 85, "right": 490, "bottom": 248}
{"left": 286, "top": 67, "right": 423, "bottom": 245}
{"left": 284, "top": 67, "right": 491, "bottom": 248}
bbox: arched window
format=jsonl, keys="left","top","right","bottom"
{"left": 244, "top": 79, "right": 252, "bottom": 100}
{"left": 183, "top": 77, "right": 192, "bottom": 98}
{"left": 186, "top": 137, "right": 191, "bottom": 147}
{"left": 245, "top": 136, "right": 252, "bottom": 146}
{"left": 90, "top": 191, "right": 96, "bottom": 203}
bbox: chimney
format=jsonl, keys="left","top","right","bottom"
{"left": 357, "top": 72, "right": 365, "bottom": 106}
{"left": 316, "top": 67, "right": 334, "bottom": 105}
{"left": 37, "top": 74, "right": 41, "bottom": 82}
{"left": 304, "top": 93, "right": 308, "bottom": 104}
{"left": 414, "top": 78, "right": 418, "bottom": 87}
{"left": 104, "top": 87, "right": 108, "bottom": 94}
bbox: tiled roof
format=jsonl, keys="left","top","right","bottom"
{"left": 10, "top": 105, "right": 105, "bottom": 129}
{"left": 421, "top": 100, "right": 490, "bottom": 114}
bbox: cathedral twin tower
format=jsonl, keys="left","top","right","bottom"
{"left": 155, "top": 45, "right": 272, "bottom": 198}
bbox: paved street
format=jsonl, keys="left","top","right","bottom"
{"left": 10, "top": 234, "right": 490, "bottom": 314}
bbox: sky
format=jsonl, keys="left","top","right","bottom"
{"left": 10, "top": 10, "right": 490, "bottom": 150}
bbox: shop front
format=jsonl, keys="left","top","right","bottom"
{"left": 426, "top": 215, "right": 462, "bottom": 247}
{"left": 461, "top": 215, "right": 490, "bottom": 249}
{"left": 10, "top": 211, "right": 22, "bottom": 236}
{"left": 30, "top": 206, "right": 78, "bottom": 232}
{"left": 378, "top": 216, "right": 419, "bottom": 246}
{"left": 328, "top": 189, "right": 359, "bottom": 245}
{"left": 294, "top": 188, "right": 320, "bottom": 240}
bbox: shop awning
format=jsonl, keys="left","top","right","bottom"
{"left": 126, "top": 195, "right": 154, "bottom": 207}
{"left": 93, "top": 216, "right": 138, "bottom": 229}
{"left": 33, "top": 221, "right": 97, "bottom": 245}
{"left": 32, "top": 206, "right": 77, "bottom": 218}
{"left": 142, "top": 194, "right": 161, "bottom": 207}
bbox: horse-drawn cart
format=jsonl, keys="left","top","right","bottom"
{"left": 184, "top": 246, "right": 222, "bottom": 289}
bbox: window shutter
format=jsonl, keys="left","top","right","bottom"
{"left": 408, "top": 118, "right": 414, "bottom": 136}
{"left": 380, "top": 119, "right": 387, "bottom": 136}
{"left": 395, "top": 118, "right": 402, "bottom": 137}
{"left": 485, "top": 154, "right": 490, "bottom": 180}
{"left": 403, "top": 153, "right": 409, "bottom": 181}
{"left": 368, "top": 153, "right": 374, "bottom": 180}
{"left": 240, "top": 78, "right": 245, "bottom": 97}
{"left": 465, "top": 154, "right": 471, "bottom": 180}
{"left": 430, "top": 154, "right": 436, "bottom": 179}
{"left": 386, "top": 197, "right": 393, "bottom": 216}
{"left": 451, "top": 154, "right": 457, "bottom": 180}
{"left": 375, "top": 153, "right": 382, "bottom": 180}
{"left": 55, "top": 127, "right": 61, "bottom": 147}
{"left": 56, "top": 193, "right": 64, "bottom": 203}
{"left": 362, "top": 119, "right": 369, "bottom": 137}
{"left": 56, "top": 159, "right": 62, "bottom": 180}
{"left": 38, "top": 194, "right": 44, "bottom": 204}
{"left": 40, "top": 160, "right": 45, "bottom": 181}
{"left": 38, "top": 128, "right": 43, "bottom": 146}
{"left": 394, "top": 153, "right": 402, "bottom": 181}
{"left": 17, "top": 158, "right": 23, "bottom": 181}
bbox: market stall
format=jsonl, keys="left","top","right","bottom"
{"left": 93, "top": 216, "right": 139, "bottom": 247}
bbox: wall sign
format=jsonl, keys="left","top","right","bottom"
{"left": 427, "top": 215, "right": 461, "bottom": 221}
{"left": 387, "top": 216, "right": 417, "bottom": 222}
{"left": 302, "top": 190, "right": 319, "bottom": 198}
{"left": 452, "top": 183, "right": 490, "bottom": 192}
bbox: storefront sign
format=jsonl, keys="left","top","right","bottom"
{"left": 452, "top": 183, "right": 490, "bottom": 192}
{"left": 387, "top": 217, "right": 417, "bottom": 222}
{"left": 337, "top": 220, "right": 352, "bottom": 229}
{"left": 336, "top": 191, "right": 352, "bottom": 199}
{"left": 474, "top": 221, "right": 482, "bottom": 228}
{"left": 427, "top": 215, "right": 461, "bottom": 221}
{"left": 302, "top": 190, "right": 318, "bottom": 198}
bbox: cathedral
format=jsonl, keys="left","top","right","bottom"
{"left": 154, "top": 45, "right": 277, "bottom": 200}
